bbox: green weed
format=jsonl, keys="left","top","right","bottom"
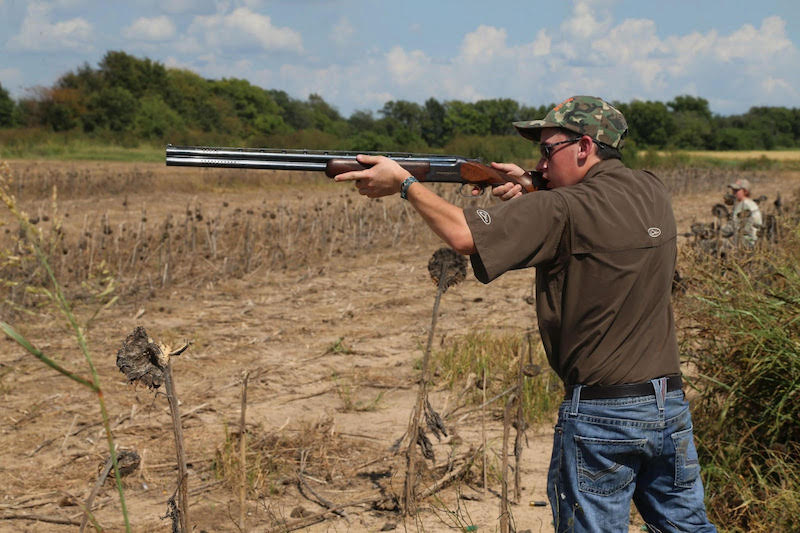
{"left": 676, "top": 200, "right": 800, "bottom": 531}
{"left": 433, "top": 330, "right": 562, "bottom": 426}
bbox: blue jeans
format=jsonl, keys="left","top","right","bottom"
{"left": 547, "top": 379, "right": 717, "bottom": 532}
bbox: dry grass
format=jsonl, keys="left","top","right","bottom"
{"left": 0, "top": 161, "right": 506, "bottom": 318}
{"left": 680, "top": 150, "right": 800, "bottom": 161}
{"left": 0, "top": 160, "right": 767, "bottom": 316}
{"left": 212, "top": 416, "right": 386, "bottom": 500}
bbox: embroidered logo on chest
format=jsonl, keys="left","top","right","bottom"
{"left": 477, "top": 209, "right": 492, "bottom": 225}
{"left": 648, "top": 227, "right": 662, "bottom": 238}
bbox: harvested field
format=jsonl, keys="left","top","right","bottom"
{"left": 681, "top": 149, "right": 800, "bottom": 161}
{"left": 1, "top": 160, "right": 798, "bottom": 532}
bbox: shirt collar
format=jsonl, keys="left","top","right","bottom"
{"left": 583, "top": 158, "right": 625, "bottom": 181}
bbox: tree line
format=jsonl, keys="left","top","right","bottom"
{"left": 1, "top": 51, "right": 799, "bottom": 157}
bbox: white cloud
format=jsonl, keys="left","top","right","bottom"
{"left": 330, "top": 17, "right": 355, "bottom": 47}
{"left": 461, "top": 25, "right": 509, "bottom": 63}
{"left": 714, "top": 16, "right": 793, "bottom": 62}
{"left": 562, "top": 0, "right": 613, "bottom": 40}
{"left": 598, "top": 18, "right": 663, "bottom": 62}
{"left": 529, "top": 29, "right": 552, "bottom": 57}
{"left": 386, "top": 46, "right": 431, "bottom": 85}
{"left": 662, "top": 30, "right": 718, "bottom": 77}
{"left": 8, "top": 1, "right": 92, "bottom": 52}
{"left": 0, "top": 67, "right": 24, "bottom": 91}
{"left": 123, "top": 16, "right": 176, "bottom": 42}
{"left": 187, "top": 7, "right": 303, "bottom": 53}
{"left": 762, "top": 76, "right": 791, "bottom": 94}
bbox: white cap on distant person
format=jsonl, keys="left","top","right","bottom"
{"left": 729, "top": 178, "right": 752, "bottom": 192}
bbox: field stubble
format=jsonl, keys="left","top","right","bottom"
{"left": 1, "top": 160, "right": 799, "bottom": 532}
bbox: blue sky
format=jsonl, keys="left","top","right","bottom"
{"left": 1, "top": 0, "right": 799, "bottom": 117}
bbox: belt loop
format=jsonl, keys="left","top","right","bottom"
{"left": 651, "top": 377, "right": 667, "bottom": 412}
{"left": 569, "top": 385, "right": 583, "bottom": 416}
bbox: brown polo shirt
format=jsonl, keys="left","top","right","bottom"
{"left": 465, "top": 159, "right": 680, "bottom": 387}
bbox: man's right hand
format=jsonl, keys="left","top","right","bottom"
{"left": 490, "top": 162, "right": 526, "bottom": 201}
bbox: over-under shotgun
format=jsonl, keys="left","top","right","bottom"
{"left": 165, "top": 145, "right": 545, "bottom": 193}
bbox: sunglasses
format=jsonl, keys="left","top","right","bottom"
{"left": 539, "top": 137, "right": 582, "bottom": 160}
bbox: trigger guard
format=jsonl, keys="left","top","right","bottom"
{"left": 459, "top": 183, "right": 485, "bottom": 197}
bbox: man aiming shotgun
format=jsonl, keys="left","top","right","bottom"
{"left": 335, "top": 95, "right": 716, "bottom": 532}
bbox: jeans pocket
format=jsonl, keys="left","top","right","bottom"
{"left": 574, "top": 435, "right": 646, "bottom": 496}
{"left": 671, "top": 426, "right": 701, "bottom": 488}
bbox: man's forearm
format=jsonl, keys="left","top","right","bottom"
{"left": 405, "top": 182, "right": 476, "bottom": 255}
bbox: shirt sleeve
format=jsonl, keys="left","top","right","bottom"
{"left": 464, "top": 191, "right": 569, "bottom": 283}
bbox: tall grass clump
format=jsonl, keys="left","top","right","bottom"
{"left": 0, "top": 161, "right": 130, "bottom": 531}
{"left": 433, "top": 330, "right": 562, "bottom": 425}
{"left": 676, "top": 210, "right": 800, "bottom": 531}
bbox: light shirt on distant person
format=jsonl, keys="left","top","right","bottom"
{"left": 732, "top": 197, "right": 762, "bottom": 246}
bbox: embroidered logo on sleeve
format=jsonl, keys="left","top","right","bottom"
{"left": 648, "top": 227, "right": 662, "bottom": 238}
{"left": 477, "top": 209, "right": 492, "bottom": 225}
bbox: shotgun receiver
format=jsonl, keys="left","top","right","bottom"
{"left": 165, "top": 145, "right": 545, "bottom": 193}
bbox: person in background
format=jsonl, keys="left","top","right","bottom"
{"left": 728, "top": 178, "right": 762, "bottom": 247}
{"left": 335, "top": 95, "right": 716, "bottom": 532}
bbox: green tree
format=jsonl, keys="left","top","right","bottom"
{"left": 43, "top": 96, "right": 80, "bottom": 131}
{"left": 85, "top": 86, "right": 138, "bottom": 132}
{"left": 420, "top": 98, "right": 450, "bottom": 147}
{"left": 744, "top": 106, "right": 796, "bottom": 148}
{"left": 57, "top": 62, "right": 103, "bottom": 95}
{"left": 205, "top": 95, "right": 245, "bottom": 137}
{"left": 14, "top": 86, "right": 83, "bottom": 131}
{"left": 307, "top": 93, "right": 344, "bottom": 134}
{"left": 134, "top": 95, "right": 184, "bottom": 139}
{"left": 346, "top": 130, "right": 395, "bottom": 151}
{"left": 668, "top": 95, "right": 713, "bottom": 149}
{"left": 347, "top": 109, "right": 376, "bottom": 132}
{"left": 0, "top": 82, "right": 15, "bottom": 127}
{"left": 445, "top": 100, "right": 490, "bottom": 137}
{"left": 711, "top": 127, "right": 759, "bottom": 150}
{"left": 211, "top": 78, "right": 285, "bottom": 135}
{"left": 163, "top": 69, "right": 219, "bottom": 133}
{"left": 624, "top": 100, "right": 674, "bottom": 148}
{"left": 268, "top": 89, "right": 312, "bottom": 130}
{"left": 98, "top": 51, "right": 168, "bottom": 98}
{"left": 474, "top": 98, "right": 520, "bottom": 135}
{"left": 668, "top": 95, "right": 712, "bottom": 121}
{"left": 380, "top": 100, "right": 423, "bottom": 136}
{"left": 518, "top": 104, "right": 550, "bottom": 122}
{"left": 670, "top": 112, "right": 712, "bottom": 149}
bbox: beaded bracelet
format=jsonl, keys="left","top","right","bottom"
{"left": 400, "top": 176, "right": 418, "bottom": 200}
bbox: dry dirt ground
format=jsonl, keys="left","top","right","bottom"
{"left": 1, "top": 161, "right": 799, "bottom": 533}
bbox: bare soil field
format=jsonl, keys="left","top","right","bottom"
{"left": 1, "top": 160, "right": 798, "bottom": 533}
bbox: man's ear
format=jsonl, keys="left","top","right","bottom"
{"left": 577, "top": 135, "right": 594, "bottom": 159}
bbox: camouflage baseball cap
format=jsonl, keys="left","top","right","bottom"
{"left": 729, "top": 178, "right": 752, "bottom": 191}
{"left": 513, "top": 95, "right": 628, "bottom": 149}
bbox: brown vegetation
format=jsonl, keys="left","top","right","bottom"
{"left": 1, "top": 160, "right": 799, "bottom": 532}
